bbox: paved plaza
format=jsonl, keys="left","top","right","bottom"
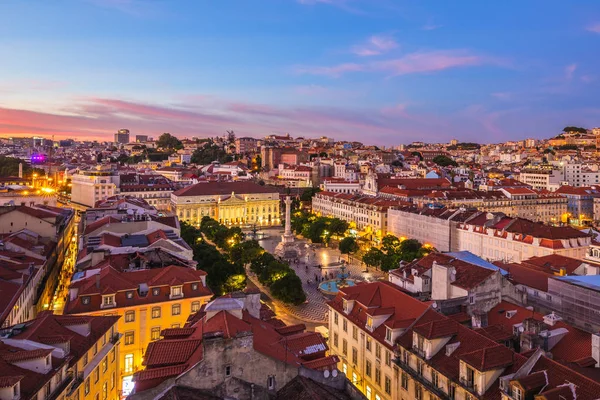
{"left": 250, "top": 227, "right": 386, "bottom": 324}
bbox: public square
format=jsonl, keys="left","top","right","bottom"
{"left": 248, "top": 226, "right": 386, "bottom": 326}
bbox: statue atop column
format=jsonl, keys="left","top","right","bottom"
{"left": 274, "top": 195, "right": 302, "bottom": 259}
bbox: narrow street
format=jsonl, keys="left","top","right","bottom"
{"left": 50, "top": 218, "right": 79, "bottom": 314}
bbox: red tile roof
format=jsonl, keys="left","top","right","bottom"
{"left": 134, "top": 364, "right": 188, "bottom": 382}
{"left": 173, "top": 181, "right": 278, "bottom": 197}
{"left": 485, "top": 301, "right": 592, "bottom": 363}
{"left": 459, "top": 345, "right": 515, "bottom": 371}
{"left": 144, "top": 339, "right": 203, "bottom": 368}
{"left": 203, "top": 310, "right": 252, "bottom": 339}
{"left": 65, "top": 265, "right": 211, "bottom": 314}
{"left": 413, "top": 319, "right": 458, "bottom": 339}
{"left": 1, "top": 348, "right": 53, "bottom": 363}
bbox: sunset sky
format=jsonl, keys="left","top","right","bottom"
{"left": 1, "top": 0, "right": 599, "bottom": 144}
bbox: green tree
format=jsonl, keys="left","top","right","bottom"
{"left": 180, "top": 221, "right": 201, "bottom": 246}
{"left": 230, "top": 240, "right": 263, "bottom": 265}
{"left": 327, "top": 218, "right": 349, "bottom": 237}
{"left": 156, "top": 133, "right": 183, "bottom": 150}
{"left": 380, "top": 253, "right": 401, "bottom": 272}
{"left": 432, "top": 155, "right": 458, "bottom": 167}
{"left": 191, "top": 142, "right": 231, "bottom": 164}
{"left": 381, "top": 235, "right": 401, "bottom": 254}
{"left": 259, "top": 260, "right": 292, "bottom": 286}
{"left": 362, "top": 248, "right": 383, "bottom": 269}
{"left": 339, "top": 237, "right": 359, "bottom": 261}
{"left": 563, "top": 126, "right": 587, "bottom": 134}
{"left": 270, "top": 274, "right": 306, "bottom": 305}
{"left": 398, "top": 239, "right": 422, "bottom": 262}
{"left": 307, "top": 218, "right": 327, "bottom": 243}
{"left": 300, "top": 187, "right": 322, "bottom": 202}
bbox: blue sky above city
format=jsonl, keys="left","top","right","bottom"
{"left": 0, "top": 0, "right": 599, "bottom": 144}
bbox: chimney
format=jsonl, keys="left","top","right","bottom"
{"left": 95, "top": 273, "right": 100, "bottom": 289}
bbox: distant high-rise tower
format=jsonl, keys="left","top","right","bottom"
{"left": 114, "top": 129, "right": 130, "bottom": 144}
{"left": 135, "top": 135, "right": 149, "bottom": 143}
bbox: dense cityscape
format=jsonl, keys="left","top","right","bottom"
{"left": 3, "top": 1, "right": 600, "bottom": 399}
{"left": 0, "top": 128, "right": 600, "bottom": 400}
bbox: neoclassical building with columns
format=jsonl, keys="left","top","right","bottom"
{"left": 170, "top": 181, "right": 281, "bottom": 226}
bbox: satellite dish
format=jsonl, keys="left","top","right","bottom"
{"left": 332, "top": 370, "right": 338, "bottom": 377}
{"left": 432, "top": 301, "right": 438, "bottom": 309}
{"left": 518, "top": 326, "right": 524, "bottom": 333}
{"left": 323, "top": 370, "right": 330, "bottom": 378}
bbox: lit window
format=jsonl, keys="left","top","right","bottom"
{"left": 125, "top": 310, "right": 135, "bottom": 323}
{"left": 191, "top": 301, "right": 201, "bottom": 313}
{"left": 151, "top": 307, "right": 161, "bottom": 318}
{"left": 151, "top": 327, "right": 161, "bottom": 341}
{"left": 172, "top": 304, "right": 181, "bottom": 316}
{"left": 124, "top": 354, "right": 134, "bottom": 374}
{"left": 124, "top": 331, "right": 134, "bottom": 345}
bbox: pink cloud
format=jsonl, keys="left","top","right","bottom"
{"left": 491, "top": 92, "right": 511, "bottom": 100}
{"left": 381, "top": 103, "right": 409, "bottom": 117}
{"left": 296, "top": 50, "right": 488, "bottom": 77}
{"left": 293, "top": 84, "right": 329, "bottom": 95}
{"left": 587, "top": 23, "right": 600, "bottom": 33}
{"left": 373, "top": 50, "right": 483, "bottom": 76}
{"left": 565, "top": 63, "right": 577, "bottom": 80}
{"left": 294, "top": 62, "right": 364, "bottom": 77}
{"left": 0, "top": 98, "right": 401, "bottom": 142}
{"left": 351, "top": 35, "right": 398, "bottom": 56}
{"left": 581, "top": 75, "right": 596, "bottom": 84}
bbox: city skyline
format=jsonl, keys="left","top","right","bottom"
{"left": 1, "top": 0, "right": 600, "bottom": 144}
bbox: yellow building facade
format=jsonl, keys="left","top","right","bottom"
{"left": 171, "top": 181, "right": 281, "bottom": 226}
{"left": 64, "top": 266, "right": 212, "bottom": 397}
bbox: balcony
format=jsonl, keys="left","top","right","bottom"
{"left": 49, "top": 372, "right": 74, "bottom": 400}
{"left": 394, "top": 356, "right": 449, "bottom": 400}
{"left": 110, "top": 332, "right": 122, "bottom": 345}
{"left": 66, "top": 373, "right": 83, "bottom": 397}
{"left": 460, "top": 377, "right": 479, "bottom": 395}
{"left": 412, "top": 346, "right": 427, "bottom": 359}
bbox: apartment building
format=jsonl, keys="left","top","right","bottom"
{"left": 327, "top": 281, "right": 600, "bottom": 400}
{"left": 234, "top": 136, "right": 258, "bottom": 154}
{"left": 387, "top": 206, "right": 478, "bottom": 252}
{"left": 0, "top": 205, "right": 75, "bottom": 327}
{"left": 389, "top": 251, "right": 510, "bottom": 314}
{"left": 71, "top": 167, "right": 120, "bottom": 208}
{"left": 278, "top": 164, "right": 313, "bottom": 187}
{"left": 170, "top": 181, "right": 281, "bottom": 227}
{"left": 547, "top": 274, "right": 600, "bottom": 333}
{"left": 563, "top": 163, "right": 600, "bottom": 187}
{"left": 518, "top": 169, "right": 564, "bottom": 191}
{"left": 64, "top": 264, "right": 212, "bottom": 396}
{"left": 0, "top": 312, "right": 120, "bottom": 400}
{"left": 312, "top": 192, "right": 402, "bottom": 241}
{"left": 411, "top": 189, "right": 567, "bottom": 225}
{"left": 555, "top": 185, "right": 600, "bottom": 223}
{"left": 321, "top": 178, "right": 362, "bottom": 194}
{"left": 118, "top": 174, "right": 176, "bottom": 211}
{"left": 454, "top": 213, "right": 591, "bottom": 262}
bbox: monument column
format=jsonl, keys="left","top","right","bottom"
{"left": 284, "top": 195, "right": 292, "bottom": 239}
{"left": 275, "top": 195, "right": 301, "bottom": 258}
